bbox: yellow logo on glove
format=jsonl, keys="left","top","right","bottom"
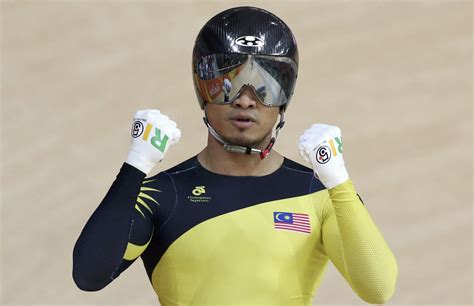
{"left": 328, "top": 137, "right": 343, "bottom": 155}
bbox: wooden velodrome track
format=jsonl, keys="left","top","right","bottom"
{"left": 1, "top": 1, "right": 472, "bottom": 305}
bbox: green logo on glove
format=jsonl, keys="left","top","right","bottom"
{"left": 151, "top": 128, "right": 169, "bottom": 152}
{"left": 335, "top": 137, "right": 343, "bottom": 154}
{"left": 327, "top": 137, "right": 343, "bottom": 156}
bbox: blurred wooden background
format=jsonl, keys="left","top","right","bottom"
{"left": 1, "top": 1, "right": 472, "bottom": 305}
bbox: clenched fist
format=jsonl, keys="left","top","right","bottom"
{"left": 125, "top": 110, "right": 181, "bottom": 174}
{"left": 299, "top": 124, "right": 349, "bottom": 189}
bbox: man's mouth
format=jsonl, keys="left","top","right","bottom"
{"left": 230, "top": 115, "right": 256, "bottom": 128}
{"left": 231, "top": 113, "right": 257, "bottom": 121}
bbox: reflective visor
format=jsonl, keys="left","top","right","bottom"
{"left": 194, "top": 54, "right": 298, "bottom": 107}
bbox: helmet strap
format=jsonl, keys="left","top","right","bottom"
{"left": 202, "top": 107, "right": 285, "bottom": 160}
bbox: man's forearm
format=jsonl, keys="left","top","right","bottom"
{"left": 72, "top": 163, "right": 152, "bottom": 291}
{"left": 327, "top": 180, "right": 398, "bottom": 303}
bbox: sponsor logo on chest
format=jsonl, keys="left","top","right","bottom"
{"left": 188, "top": 186, "right": 211, "bottom": 203}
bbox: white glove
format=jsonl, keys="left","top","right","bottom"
{"left": 125, "top": 110, "right": 181, "bottom": 174}
{"left": 299, "top": 124, "right": 349, "bottom": 189}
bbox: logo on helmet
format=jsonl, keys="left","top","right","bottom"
{"left": 236, "top": 36, "right": 264, "bottom": 47}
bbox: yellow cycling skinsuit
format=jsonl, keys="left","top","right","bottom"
{"left": 73, "top": 156, "right": 398, "bottom": 305}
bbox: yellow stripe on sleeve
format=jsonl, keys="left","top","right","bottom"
{"left": 139, "top": 192, "right": 159, "bottom": 205}
{"left": 137, "top": 197, "right": 153, "bottom": 214}
{"left": 134, "top": 204, "right": 145, "bottom": 218}
{"left": 123, "top": 239, "right": 152, "bottom": 261}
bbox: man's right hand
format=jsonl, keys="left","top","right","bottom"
{"left": 125, "top": 109, "right": 181, "bottom": 174}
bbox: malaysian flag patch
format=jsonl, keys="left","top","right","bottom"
{"left": 273, "top": 212, "right": 311, "bottom": 234}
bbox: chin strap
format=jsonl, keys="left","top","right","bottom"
{"left": 203, "top": 108, "right": 285, "bottom": 160}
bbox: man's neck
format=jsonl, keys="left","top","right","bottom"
{"left": 197, "top": 135, "right": 284, "bottom": 176}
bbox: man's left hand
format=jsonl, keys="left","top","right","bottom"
{"left": 299, "top": 124, "right": 349, "bottom": 189}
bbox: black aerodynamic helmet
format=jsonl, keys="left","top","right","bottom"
{"left": 192, "top": 6, "right": 299, "bottom": 110}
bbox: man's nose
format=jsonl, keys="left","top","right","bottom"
{"left": 232, "top": 87, "right": 257, "bottom": 109}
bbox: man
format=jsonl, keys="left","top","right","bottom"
{"left": 73, "top": 6, "right": 398, "bottom": 305}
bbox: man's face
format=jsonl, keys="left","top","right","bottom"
{"left": 205, "top": 87, "right": 280, "bottom": 148}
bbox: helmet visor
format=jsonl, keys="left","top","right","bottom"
{"left": 194, "top": 54, "right": 297, "bottom": 107}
